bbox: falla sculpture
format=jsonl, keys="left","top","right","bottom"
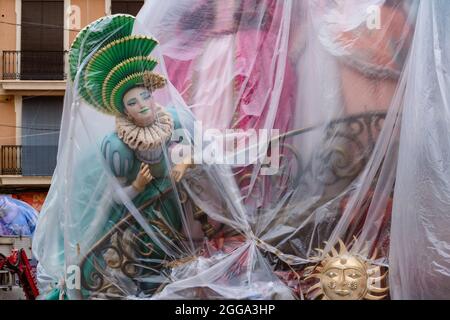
{"left": 304, "top": 239, "right": 388, "bottom": 300}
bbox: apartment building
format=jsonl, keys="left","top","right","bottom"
{"left": 0, "top": 0, "right": 145, "bottom": 210}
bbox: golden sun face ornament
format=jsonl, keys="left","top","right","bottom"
{"left": 305, "top": 239, "right": 388, "bottom": 300}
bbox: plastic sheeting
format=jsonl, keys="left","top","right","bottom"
{"left": 390, "top": 0, "right": 450, "bottom": 300}
{"left": 0, "top": 195, "right": 38, "bottom": 236}
{"left": 31, "top": 0, "right": 450, "bottom": 300}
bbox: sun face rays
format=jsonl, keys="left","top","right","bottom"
{"left": 304, "top": 238, "right": 389, "bottom": 300}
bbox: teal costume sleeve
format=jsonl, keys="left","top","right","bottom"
{"left": 101, "top": 132, "right": 140, "bottom": 182}
{"left": 166, "top": 106, "right": 196, "bottom": 138}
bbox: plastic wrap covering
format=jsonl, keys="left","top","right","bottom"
{"left": 0, "top": 196, "right": 37, "bottom": 236}
{"left": 390, "top": 0, "right": 450, "bottom": 300}
{"left": 30, "top": 0, "right": 450, "bottom": 300}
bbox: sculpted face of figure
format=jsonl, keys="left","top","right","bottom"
{"left": 321, "top": 255, "right": 368, "bottom": 300}
{"left": 123, "top": 86, "right": 156, "bottom": 127}
{"left": 306, "top": 239, "right": 388, "bottom": 300}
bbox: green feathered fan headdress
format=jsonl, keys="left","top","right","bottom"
{"left": 68, "top": 14, "right": 166, "bottom": 115}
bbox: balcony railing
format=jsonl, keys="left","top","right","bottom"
{"left": 2, "top": 51, "right": 68, "bottom": 80}
{"left": 0, "top": 145, "right": 22, "bottom": 175}
{"left": 1, "top": 145, "right": 58, "bottom": 176}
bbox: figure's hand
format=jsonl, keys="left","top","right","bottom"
{"left": 171, "top": 163, "right": 190, "bottom": 183}
{"left": 132, "top": 163, "right": 153, "bottom": 192}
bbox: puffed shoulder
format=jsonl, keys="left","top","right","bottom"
{"left": 101, "top": 132, "right": 136, "bottom": 178}
{"left": 165, "top": 106, "right": 196, "bottom": 133}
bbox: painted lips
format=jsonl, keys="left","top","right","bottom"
{"left": 334, "top": 290, "right": 351, "bottom": 296}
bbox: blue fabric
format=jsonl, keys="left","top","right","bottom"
{"left": 0, "top": 195, "right": 38, "bottom": 236}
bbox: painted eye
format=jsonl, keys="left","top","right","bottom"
{"left": 326, "top": 272, "right": 337, "bottom": 278}
{"left": 141, "top": 92, "right": 152, "bottom": 100}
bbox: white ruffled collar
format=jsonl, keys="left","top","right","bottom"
{"left": 116, "top": 106, "right": 174, "bottom": 151}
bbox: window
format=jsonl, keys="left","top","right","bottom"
{"left": 21, "top": 0, "right": 64, "bottom": 80}
{"left": 22, "top": 96, "right": 62, "bottom": 176}
{"left": 111, "top": 0, "right": 145, "bottom": 16}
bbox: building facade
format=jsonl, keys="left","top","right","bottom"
{"left": 0, "top": 0, "right": 144, "bottom": 210}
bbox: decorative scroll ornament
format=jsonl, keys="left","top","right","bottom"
{"left": 305, "top": 239, "right": 388, "bottom": 300}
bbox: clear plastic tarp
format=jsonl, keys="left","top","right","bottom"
{"left": 32, "top": 0, "right": 450, "bottom": 300}
{"left": 0, "top": 195, "right": 37, "bottom": 236}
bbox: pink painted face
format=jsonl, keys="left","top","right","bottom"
{"left": 123, "top": 87, "right": 156, "bottom": 127}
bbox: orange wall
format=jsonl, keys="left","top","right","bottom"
{"left": 0, "top": 0, "right": 107, "bottom": 162}
{"left": 0, "top": 0, "right": 114, "bottom": 61}
{"left": 0, "top": 1, "right": 19, "bottom": 153}
{"left": 0, "top": 0, "right": 17, "bottom": 76}
{"left": 0, "top": 97, "right": 17, "bottom": 173}
{"left": 69, "top": 0, "right": 106, "bottom": 45}
{"left": 0, "top": 96, "right": 16, "bottom": 146}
